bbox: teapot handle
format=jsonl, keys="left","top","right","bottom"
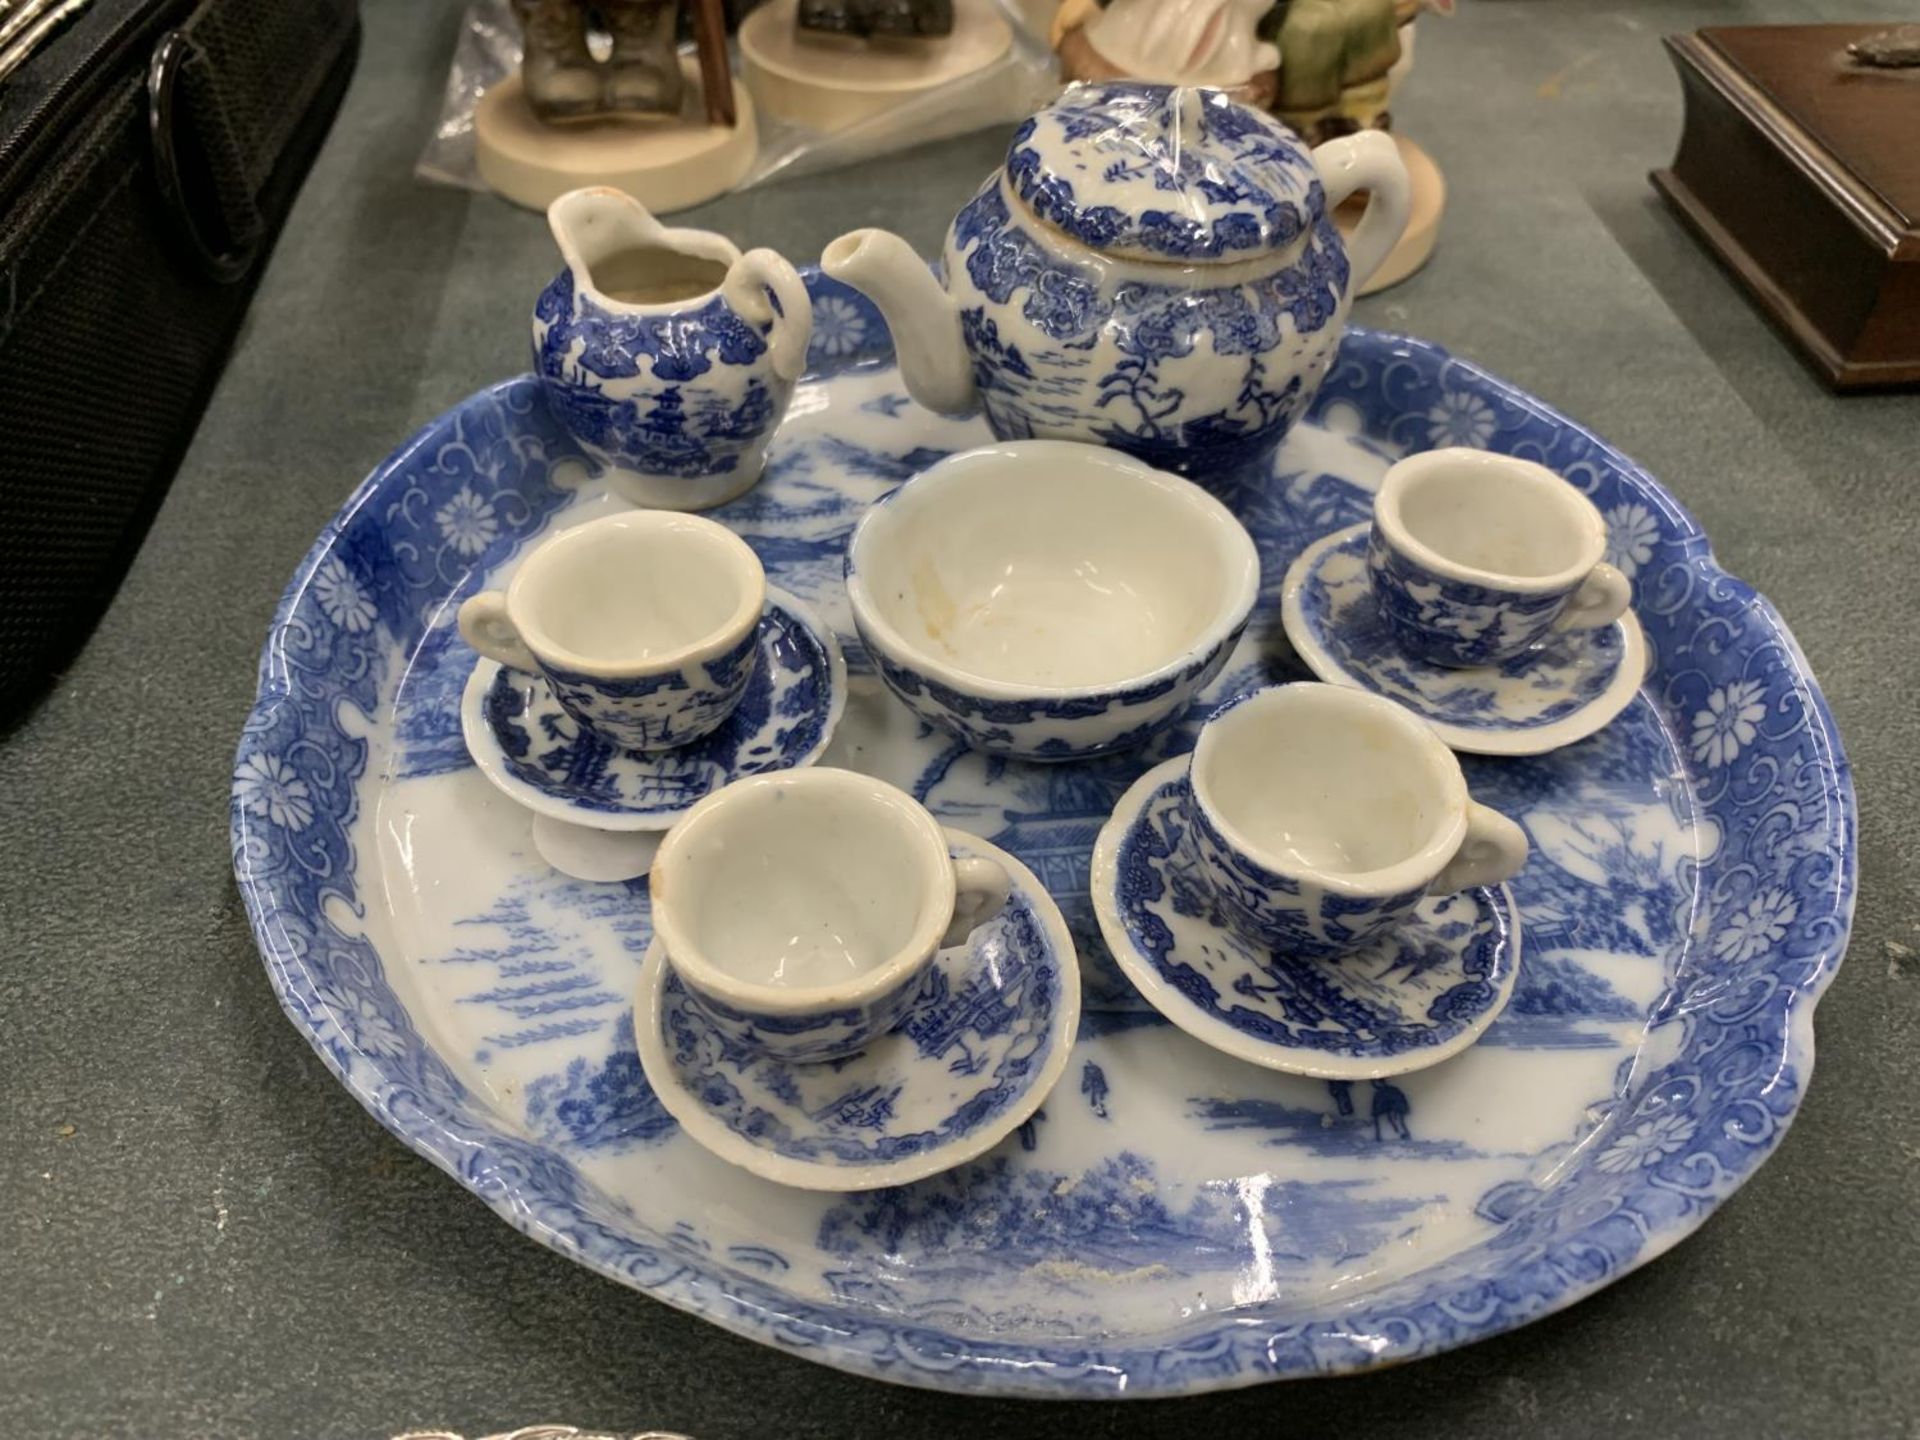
{"left": 1311, "top": 130, "right": 1413, "bottom": 297}
{"left": 724, "top": 249, "right": 814, "bottom": 383}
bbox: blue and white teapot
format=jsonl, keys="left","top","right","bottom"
{"left": 821, "top": 83, "right": 1410, "bottom": 482}
{"left": 534, "top": 187, "right": 812, "bottom": 511}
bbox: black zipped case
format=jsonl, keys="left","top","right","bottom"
{"left": 0, "top": 0, "right": 358, "bottom": 718}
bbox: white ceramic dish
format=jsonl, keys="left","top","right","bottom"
{"left": 459, "top": 588, "right": 845, "bottom": 833}
{"left": 457, "top": 587, "right": 847, "bottom": 881}
{"left": 1366, "top": 447, "right": 1633, "bottom": 668}
{"left": 1178, "top": 683, "right": 1527, "bottom": 958}
{"left": 458, "top": 508, "right": 767, "bottom": 751}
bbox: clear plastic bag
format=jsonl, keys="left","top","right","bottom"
{"left": 415, "top": 0, "right": 1062, "bottom": 200}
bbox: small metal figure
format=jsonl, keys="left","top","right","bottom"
{"left": 797, "top": 0, "right": 955, "bottom": 40}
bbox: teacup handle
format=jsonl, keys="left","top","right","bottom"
{"left": 943, "top": 856, "right": 1012, "bottom": 948}
{"left": 458, "top": 591, "right": 539, "bottom": 672}
{"left": 724, "top": 248, "right": 814, "bottom": 383}
{"left": 1554, "top": 562, "right": 1633, "bottom": 633}
{"left": 1432, "top": 803, "right": 1529, "bottom": 895}
{"left": 1311, "top": 129, "right": 1412, "bottom": 297}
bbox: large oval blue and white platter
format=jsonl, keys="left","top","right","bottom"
{"left": 231, "top": 276, "right": 1854, "bottom": 1398}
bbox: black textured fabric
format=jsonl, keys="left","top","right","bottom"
{"left": 0, "top": 0, "right": 357, "bottom": 719}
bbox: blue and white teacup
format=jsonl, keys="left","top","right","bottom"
{"left": 457, "top": 511, "right": 764, "bottom": 752}
{"left": 649, "top": 768, "right": 1012, "bottom": 1063}
{"left": 1180, "top": 684, "right": 1529, "bottom": 960}
{"left": 1367, "top": 449, "right": 1633, "bottom": 668}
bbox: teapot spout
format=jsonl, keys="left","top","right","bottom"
{"left": 821, "top": 229, "right": 978, "bottom": 418}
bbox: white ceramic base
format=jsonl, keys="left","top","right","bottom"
{"left": 1339, "top": 133, "right": 1444, "bottom": 296}
{"left": 740, "top": 0, "right": 1012, "bottom": 133}
{"left": 604, "top": 456, "right": 766, "bottom": 512}
{"left": 475, "top": 58, "right": 758, "bottom": 214}
{"left": 531, "top": 813, "right": 662, "bottom": 881}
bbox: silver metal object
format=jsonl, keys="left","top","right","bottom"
{"left": 0, "top": 0, "right": 94, "bottom": 87}
{"left": 395, "top": 1428, "right": 694, "bottom": 1440}
{"left": 0, "top": 0, "right": 59, "bottom": 51}
{"left": 1847, "top": 24, "right": 1920, "bottom": 68}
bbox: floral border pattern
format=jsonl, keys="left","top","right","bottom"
{"left": 230, "top": 294, "right": 1855, "bottom": 1398}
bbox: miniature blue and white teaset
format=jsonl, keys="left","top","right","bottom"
{"left": 231, "top": 83, "right": 1855, "bottom": 1397}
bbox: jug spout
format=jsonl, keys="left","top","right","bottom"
{"left": 549, "top": 187, "right": 671, "bottom": 293}
{"left": 547, "top": 186, "right": 739, "bottom": 308}
{"left": 821, "top": 229, "right": 978, "bottom": 418}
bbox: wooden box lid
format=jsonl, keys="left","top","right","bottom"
{"left": 1702, "top": 24, "right": 1919, "bottom": 234}
{"left": 1655, "top": 24, "right": 1920, "bottom": 390}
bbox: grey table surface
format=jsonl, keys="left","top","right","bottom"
{"left": 5, "top": 0, "right": 1919, "bottom": 1435}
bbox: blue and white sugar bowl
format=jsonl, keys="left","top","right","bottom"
{"left": 822, "top": 81, "right": 1411, "bottom": 482}
{"left": 534, "top": 186, "right": 812, "bottom": 511}
{"left": 845, "top": 440, "right": 1260, "bottom": 760}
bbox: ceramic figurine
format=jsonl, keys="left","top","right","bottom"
{"left": 821, "top": 82, "right": 1410, "bottom": 482}
{"left": 845, "top": 440, "right": 1259, "bottom": 758}
{"left": 1051, "top": 0, "right": 1434, "bottom": 137}
{"left": 798, "top": 0, "right": 955, "bottom": 37}
{"left": 1053, "top": 0, "right": 1281, "bottom": 107}
{"left": 533, "top": 187, "right": 811, "bottom": 509}
{"left": 479, "top": 0, "right": 758, "bottom": 213}
{"left": 739, "top": 0, "right": 1012, "bottom": 135}
{"left": 511, "top": 0, "right": 685, "bottom": 122}
{"left": 1269, "top": 0, "right": 1403, "bottom": 143}
{"left": 647, "top": 769, "right": 1012, "bottom": 1062}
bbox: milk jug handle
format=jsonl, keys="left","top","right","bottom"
{"left": 1310, "top": 130, "right": 1413, "bottom": 297}
{"left": 724, "top": 249, "right": 814, "bottom": 383}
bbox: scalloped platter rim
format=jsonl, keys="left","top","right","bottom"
{"left": 230, "top": 279, "right": 1855, "bottom": 1399}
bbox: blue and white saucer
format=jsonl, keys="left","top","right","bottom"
{"left": 635, "top": 831, "right": 1081, "bottom": 1191}
{"left": 461, "top": 587, "right": 845, "bottom": 878}
{"left": 1281, "top": 524, "right": 1648, "bottom": 756}
{"left": 1091, "top": 757, "right": 1521, "bottom": 1080}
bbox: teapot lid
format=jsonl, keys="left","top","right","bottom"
{"left": 1005, "top": 83, "right": 1325, "bottom": 264}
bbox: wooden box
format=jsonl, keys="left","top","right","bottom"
{"left": 1652, "top": 25, "right": 1920, "bottom": 390}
